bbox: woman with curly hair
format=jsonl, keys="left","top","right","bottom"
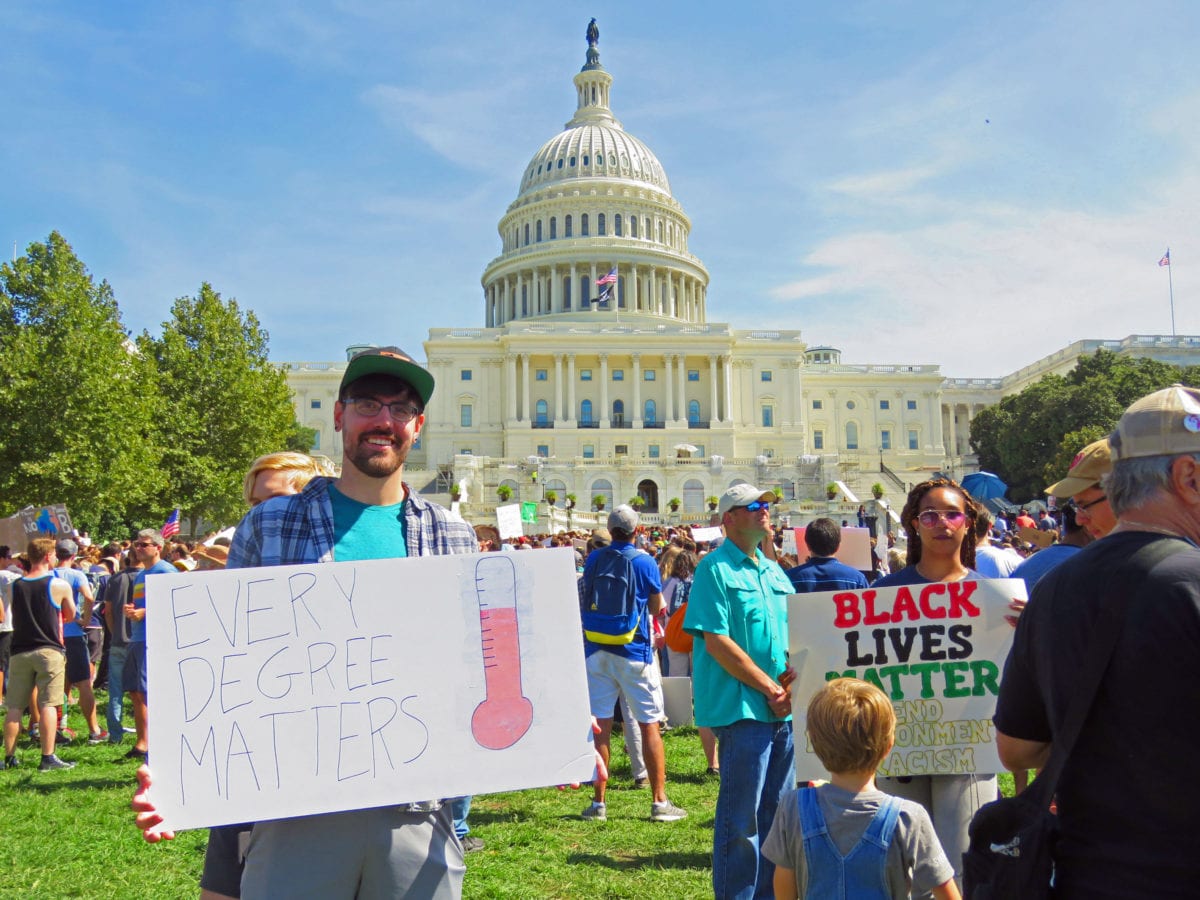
{"left": 872, "top": 478, "right": 991, "bottom": 893}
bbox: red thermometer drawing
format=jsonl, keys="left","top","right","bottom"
{"left": 471, "top": 556, "right": 534, "bottom": 750}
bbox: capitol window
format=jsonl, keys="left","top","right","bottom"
{"left": 880, "top": 399, "right": 889, "bottom": 410}
{"left": 846, "top": 400, "right": 856, "bottom": 410}
{"left": 881, "top": 430, "right": 892, "bottom": 450}
{"left": 581, "top": 214, "right": 589, "bottom": 236}
{"left": 598, "top": 214, "right": 606, "bottom": 235}
{"left": 909, "top": 429, "right": 919, "bottom": 450}
{"left": 630, "top": 216, "right": 638, "bottom": 238}
{"left": 460, "top": 369, "right": 472, "bottom": 380}
{"left": 687, "top": 369, "right": 699, "bottom": 381}
{"left": 535, "top": 369, "right": 548, "bottom": 381}
{"left": 583, "top": 444, "right": 595, "bottom": 459}
{"left": 536, "top": 220, "right": 542, "bottom": 242}
{"left": 550, "top": 217, "right": 557, "bottom": 239}
{"left": 907, "top": 400, "right": 918, "bottom": 410}
{"left": 648, "top": 444, "right": 660, "bottom": 459}
{"left": 615, "top": 214, "right": 622, "bottom": 236}
{"left": 557, "top": 159, "right": 563, "bottom": 169}
{"left": 813, "top": 399, "right": 823, "bottom": 410}
{"left": 310, "top": 399, "right": 321, "bottom": 409}
{"left": 612, "top": 369, "right": 624, "bottom": 380}
{"left": 615, "top": 445, "right": 628, "bottom": 456}
{"left": 761, "top": 370, "right": 772, "bottom": 382}
{"left": 565, "top": 215, "right": 573, "bottom": 237}
{"left": 644, "top": 370, "right": 656, "bottom": 381}
{"left": 580, "top": 369, "right": 592, "bottom": 381}
{"left": 762, "top": 406, "right": 774, "bottom": 427}
{"left": 813, "top": 430, "right": 824, "bottom": 450}
{"left": 583, "top": 155, "right": 589, "bottom": 165}
{"left": 460, "top": 405, "right": 472, "bottom": 427}
{"left": 570, "top": 156, "right": 576, "bottom": 166}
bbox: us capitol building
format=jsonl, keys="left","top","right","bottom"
{"left": 284, "top": 23, "right": 1200, "bottom": 523}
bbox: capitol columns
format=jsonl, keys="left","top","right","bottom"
{"left": 566, "top": 354, "right": 577, "bottom": 422}
{"left": 722, "top": 354, "right": 735, "bottom": 424}
{"left": 551, "top": 264, "right": 561, "bottom": 313}
{"left": 599, "top": 353, "right": 611, "bottom": 428}
{"left": 709, "top": 354, "right": 721, "bottom": 425}
{"left": 521, "top": 352, "right": 532, "bottom": 426}
{"left": 554, "top": 353, "right": 565, "bottom": 421}
{"left": 569, "top": 263, "right": 578, "bottom": 311}
{"left": 505, "top": 354, "right": 518, "bottom": 423}
{"left": 632, "top": 353, "right": 642, "bottom": 425}
{"left": 630, "top": 263, "right": 639, "bottom": 312}
{"left": 674, "top": 353, "right": 687, "bottom": 425}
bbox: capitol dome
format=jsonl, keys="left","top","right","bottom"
{"left": 480, "top": 22, "right": 709, "bottom": 329}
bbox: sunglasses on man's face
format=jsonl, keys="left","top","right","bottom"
{"left": 916, "top": 509, "right": 967, "bottom": 528}
{"left": 737, "top": 501, "right": 771, "bottom": 512}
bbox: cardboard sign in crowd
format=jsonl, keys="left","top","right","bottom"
{"left": 787, "top": 579, "right": 1025, "bottom": 781}
{"left": 146, "top": 549, "right": 595, "bottom": 832}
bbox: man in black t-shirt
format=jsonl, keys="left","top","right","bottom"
{"left": 995, "top": 385, "right": 1200, "bottom": 898}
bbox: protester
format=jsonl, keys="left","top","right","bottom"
{"left": 685, "top": 484, "right": 796, "bottom": 899}
{"left": 136, "top": 346, "right": 479, "bottom": 898}
{"left": 995, "top": 384, "right": 1200, "bottom": 897}
{"left": 1044, "top": 437, "right": 1117, "bottom": 539}
{"left": 121, "top": 529, "right": 175, "bottom": 761}
{"left": 872, "top": 479, "right": 998, "bottom": 891}
{"left": 970, "top": 506, "right": 1021, "bottom": 578}
{"left": 2, "top": 538, "right": 76, "bottom": 771}
{"left": 763, "top": 679, "right": 959, "bottom": 900}
{"left": 784, "top": 518, "right": 869, "bottom": 592}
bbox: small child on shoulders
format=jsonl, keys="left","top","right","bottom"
{"left": 763, "top": 678, "right": 960, "bottom": 900}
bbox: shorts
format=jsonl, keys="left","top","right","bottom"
{"left": 585, "top": 650, "right": 665, "bottom": 724}
{"left": 86, "top": 628, "right": 103, "bottom": 665}
{"left": 123, "top": 641, "right": 148, "bottom": 695}
{"left": 238, "top": 805, "right": 464, "bottom": 900}
{"left": 65, "top": 635, "right": 92, "bottom": 684}
{"left": 0, "top": 631, "right": 12, "bottom": 680}
{"left": 7, "top": 646, "right": 67, "bottom": 708}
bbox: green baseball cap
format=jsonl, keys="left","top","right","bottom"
{"left": 338, "top": 346, "right": 435, "bottom": 407}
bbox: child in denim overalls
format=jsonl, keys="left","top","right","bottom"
{"left": 763, "top": 679, "right": 960, "bottom": 899}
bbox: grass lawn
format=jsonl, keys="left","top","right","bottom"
{"left": 1, "top": 694, "right": 1016, "bottom": 899}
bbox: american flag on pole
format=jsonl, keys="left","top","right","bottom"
{"left": 161, "top": 508, "right": 181, "bottom": 539}
{"left": 1159, "top": 249, "right": 1171, "bottom": 267}
{"left": 592, "top": 266, "right": 618, "bottom": 304}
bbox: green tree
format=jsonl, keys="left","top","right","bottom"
{"left": 0, "top": 233, "right": 162, "bottom": 531}
{"left": 970, "top": 350, "right": 1197, "bottom": 500}
{"left": 139, "top": 283, "right": 302, "bottom": 527}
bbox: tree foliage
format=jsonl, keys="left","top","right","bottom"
{"left": 0, "top": 233, "right": 163, "bottom": 531}
{"left": 138, "top": 283, "right": 301, "bottom": 528}
{"left": 970, "top": 350, "right": 1196, "bottom": 500}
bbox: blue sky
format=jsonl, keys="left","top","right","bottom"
{"left": 5, "top": 1, "right": 1196, "bottom": 377}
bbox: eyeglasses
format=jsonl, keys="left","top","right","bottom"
{"left": 917, "top": 509, "right": 968, "bottom": 528}
{"left": 1066, "top": 494, "right": 1107, "bottom": 514}
{"left": 737, "top": 501, "right": 771, "bottom": 512}
{"left": 343, "top": 397, "right": 421, "bottom": 422}
{"left": 133, "top": 541, "right": 157, "bottom": 549}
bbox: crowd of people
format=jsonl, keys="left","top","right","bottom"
{"left": 3, "top": 345, "right": 1198, "bottom": 899}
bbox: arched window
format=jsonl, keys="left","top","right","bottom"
{"left": 535, "top": 399, "right": 548, "bottom": 426}
{"left": 598, "top": 214, "right": 606, "bottom": 236}
{"left": 846, "top": 422, "right": 859, "bottom": 450}
{"left": 581, "top": 399, "right": 594, "bottom": 425}
{"left": 524, "top": 223, "right": 529, "bottom": 246}
{"left": 549, "top": 217, "right": 557, "bottom": 239}
{"left": 581, "top": 214, "right": 589, "bottom": 236}
{"left": 535, "top": 220, "right": 542, "bottom": 242}
{"left": 565, "top": 215, "right": 573, "bottom": 237}
{"left": 656, "top": 221, "right": 662, "bottom": 243}
{"left": 521, "top": 284, "right": 528, "bottom": 316}
{"left": 545, "top": 479, "right": 567, "bottom": 505}
{"left": 614, "top": 214, "right": 623, "bottom": 236}
{"left": 500, "top": 478, "right": 520, "bottom": 501}
{"left": 644, "top": 399, "right": 657, "bottom": 424}
{"left": 630, "top": 215, "right": 638, "bottom": 238}
{"left": 682, "top": 478, "right": 705, "bottom": 512}
{"left": 563, "top": 276, "right": 572, "bottom": 308}
{"left": 579, "top": 276, "right": 590, "bottom": 308}
{"left": 612, "top": 399, "right": 625, "bottom": 426}
{"left": 688, "top": 400, "right": 700, "bottom": 425}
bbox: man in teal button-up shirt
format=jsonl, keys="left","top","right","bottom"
{"left": 685, "top": 484, "right": 796, "bottom": 900}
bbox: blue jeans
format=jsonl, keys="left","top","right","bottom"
{"left": 711, "top": 719, "right": 794, "bottom": 900}
{"left": 106, "top": 644, "right": 128, "bottom": 742}
{"left": 449, "top": 795, "right": 472, "bottom": 839}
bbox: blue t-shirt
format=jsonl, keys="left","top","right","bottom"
{"left": 786, "top": 557, "right": 869, "bottom": 593}
{"left": 329, "top": 485, "right": 407, "bottom": 561}
{"left": 1011, "top": 544, "right": 1082, "bottom": 594}
{"left": 54, "top": 567, "right": 90, "bottom": 638}
{"left": 131, "top": 560, "right": 178, "bottom": 642}
{"left": 580, "top": 541, "right": 661, "bottom": 663}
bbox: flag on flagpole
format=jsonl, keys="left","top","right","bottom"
{"left": 161, "top": 508, "right": 181, "bottom": 538}
{"left": 1159, "top": 249, "right": 1171, "bottom": 267}
{"left": 596, "top": 266, "right": 618, "bottom": 286}
{"left": 590, "top": 266, "right": 618, "bottom": 305}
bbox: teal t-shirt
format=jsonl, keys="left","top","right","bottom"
{"left": 329, "top": 485, "right": 408, "bottom": 561}
{"left": 684, "top": 539, "right": 793, "bottom": 727}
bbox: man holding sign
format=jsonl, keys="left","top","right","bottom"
{"left": 685, "top": 484, "right": 796, "bottom": 900}
{"left": 138, "top": 346, "right": 477, "bottom": 899}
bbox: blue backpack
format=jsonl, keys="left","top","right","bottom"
{"left": 581, "top": 544, "right": 642, "bottom": 645}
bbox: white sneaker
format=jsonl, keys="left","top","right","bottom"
{"left": 581, "top": 801, "right": 607, "bottom": 822}
{"left": 650, "top": 799, "right": 688, "bottom": 822}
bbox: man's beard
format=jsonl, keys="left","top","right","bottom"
{"left": 345, "top": 431, "right": 410, "bottom": 478}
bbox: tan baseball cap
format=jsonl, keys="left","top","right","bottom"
{"left": 1110, "top": 384, "right": 1200, "bottom": 462}
{"left": 1045, "top": 438, "right": 1112, "bottom": 498}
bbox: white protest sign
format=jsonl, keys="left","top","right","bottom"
{"left": 787, "top": 578, "right": 1024, "bottom": 781}
{"left": 794, "top": 525, "right": 872, "bottom": 570}
{"left": 146, "top": 549, "right": 595, "bottom": 832}
{"left": 496, "top": 503, "right": 524, "bottom": 539}
{"left": 780, "top": 527, "right": 798, "bottom": 556}
{"left": 691, "top": 526, "right": 723, "bottom": 544}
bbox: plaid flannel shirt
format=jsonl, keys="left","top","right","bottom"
{"left": 228, "top": 475, "right": 477, "bottom": 567}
